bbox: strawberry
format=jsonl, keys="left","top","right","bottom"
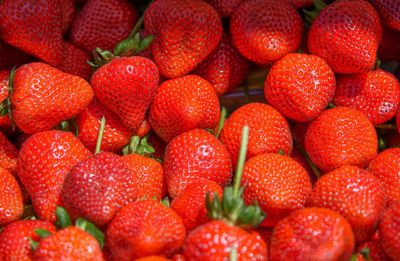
{"left": 305, "top": 106, "right": 378, "bottom": 172}
{"left": 0, "top": 41, "right": 32, "bottom": 70}
{"left": 17, "top": 130, "right": 92, "bottom": 222}
{"left": 33, "top": 226, "right": 104, "bottom": 260}
{"left": 379, "top": 201, "right": 400, "bottom": 261}
{"left": 265, "top": 53, "right": 336, "bottom": 122}
{"left": 0, "top": 167, "right": 23, "bottom": 225}
{"left": 0, "top": 71, "right": 13, "bottom": 134}
{"left": 0, "top": 131, "right": 18, "bottom": 174}
{"left": 70, "top": 0, "right": 137, "bottom": 53}
{"left": 286, "top": 0, "right": 316, "bottom": 8}
{"left": 11, "top": 62, "right": 93, "bottom": 134}
{"left": 91, "top": 56, "right": 159, "bottom": 132}
{"left": 144, "top": 0, "right": 223, "bottom": 78}
{"left": 106, "top": 200, "right": 186, "bottom": 260}
{"left": 0, "top": 0, "right": 64, "bottom": 66}
{"left": 61, "top": 0, "right": 76, "bottom": 34}
{"left": 290, "top": 147, "right": 317, "bottom": 183}
{"left": 0, "top": 220, "right": 56, "bottom": 260}
{"left": 148, "top": 75, "right": 220, "bottom": 142}
{"left": 309, "top": 165, "right": 385, "bottom": 243}
{"left": 204, "top": 0, "right": 244, "bottom": 17}
{"left": 308, "top": 0, "right": 382, "bottom": 74}
{"left": 357, "top": 232, "right": 391, "bottom": 261}
{"left": 193, "top": 34, "right": 250, "bottom": 96}
{"left": 270, "top": 208, "right": 355, "bottom": 260}
{"left": 171, "top": 179, "right": 223, "bottom": 230}
{"left": 379, "top": 27, "right": 400, "bottom": 62}
{"left": 230, "top": 0, "right": 303, "bottom": 65}
{"left": 333, "top": 70, "right": 400, "bottom": 125}
{"left": 369, "top": 148, "right": 400, "bottom": 204}
{"left": 147, "top": 133, "right": 167, "bottom": 160}
{"left": 371, "top": 0, "right": 400, "bottom": 31}
{"left": 163, "top": 128, "right": 232, "bottom": 197}
{"left": 136, "top": 257, "right": 171, "bottom": 261}
{"left": 57, "top": 42, "right": 92, "bottom": 80}
{"left": 220, "top": 103, "right": 292, "bottom": 167}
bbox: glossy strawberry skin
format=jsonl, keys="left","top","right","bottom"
{"left": 333, "top": 70, "right": 400, "bottom": 125}
{"left": 148, "top": 75, "right": 220, "bottom": 142}
{"left": 270, "top": 208, "right": 355, "bottom": 261}
{"left": 265, "top": 53, "right": 336, "bottom": 122}
{"left": 106, "top": 200, "right": 186, "bottom": 260}
{"left": 0, "top": 131, "right": 18, "bottom": 175}
{"left": 230, "top": 0, "right": 303, "bottom": 65}
{"left": 57, "top": 42, "right": 92, "bottom": 80}
{"left": 0, "top": 220, "right": 56, "bottom": 261}
{"left": 242, "top": 153, "right": 312, "bottom": 227}
{"left": 17, "top": 130, "right": 92, "bottom": 222}
{"left": 163, "top": 129, "right": 232, "bottom": 197}
{"left": 371, "top": 0, "right": 400, "bottom": 31}
{"left": 0, "top": 41, "right": 32, "bottom": 70}
{"left": 220, "top": 103, "right": 292, "bottom": 167}
{"left": 305, "top": 107, "right": 378, "bottom": 172}
{"left": 144, "top": 0, "right": 223, "bottom": 78}
{"left": 183, "top": 220, "right": 268, "bottom": 260}
{"left": 0, "top": 168, "right": 23, "bottom": 226}
{"left": 0, "top": 0, "right": 64, "bottom": 66}
{"left": 308, "top": 0, "right": 382, "bottom": 74}
{"left": 91, "top": 56, "right": 159, "bottom": 132}
{"left": 70, "top": 0, "right": 137, "bottom": 53}
{"left": 379, "top": 201, "right": 400, "bottom": 261}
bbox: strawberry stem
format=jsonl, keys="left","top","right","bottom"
{"left": 233, "top": 126, "right": 249, "bottom": 198}
{"left": 229, "top": 245, "right": 238, "bottom": 261}
{"left": 95, "top": 116, "right": 106, "bottom": 154}
{"left": 216, "top": 107, "right": 227, "bottom": 138}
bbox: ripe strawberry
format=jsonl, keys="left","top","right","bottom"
{"left": 171, "top": 179, "right": 223, "bottom": 230}
{"left": 57, "top": 42, "right": 92, "bottom": 80}
{"left": 61, "top": 0, "right": 76, "bottom": 34}
{"left": 0, "top": 71, "right": 12, "bottom": 134}
{"left": 371, "top": 0, "right": 400, "bottom": 31}
{"left": 193, "top": 34, "right": 250, "bottom": 96}
{"left": 0, "top": 41, "right": 32, "bottom": 70}
{"left": 0, "top": 220, "right": 56, "bottom": 260}
{"left": 0, "top": 131, "right": 18, "bottom": 174}
{"left": 204, "top": 0, "right": 244, "bottom": 17}
{"left": 0, "top": 167, "right": 23, "bottom": 225}
{"left": 91, "top": 56, "right": 159, "bottom": 132}
{"left": 163, "top": 128, "right": 232, "bottom": 197}
{"left": 379, "top": 27, "right": 400, "bottom": 62}
{"left": 369, "top": 148, "right": 400, "bottom": 204}
{"left": 62, "top": 152, "right": 136, "bottom": 226}
{"left": 136, "top": 257, "right": 171, "bottom": 261}
{"left": 0, "top": 0, "right": 64, "bottom": 66}
{"left": 220, "top": 103, "right": 292, "bottom": 167}
{"left": 357, "top": 232, "right": 391, "bottom": 261}
{"left": 333, "top": 70, "right": 400, "bottom": 125}
{"left": 308, "top": 0, "right": 382, "bottom": 73}
{"left": 106, "top": 200, "right": 186, "bottom": 260}
{"left": 144, "top": 0, "right": 223, "bottom": 78}
{"left": 265, "top": 53, "right": 336, "bottom": 122}
{"left": 11, "top": 62, "right": 93, "bottom": 134}
{"left": 379, "top": 201, "right": 400, "bottom": 261}
{"left": 33, "top": 226, "right": 104, "bottom": 260}
{"left": 305, "top": 106, "right": 378, "bottom": 172}
{"left": 148, "top": 75, "right": 220, "bottom": 142}
{"left": 230, "top": 0, "right": 303, "bottom": 65}
{"left": 270, "top": 208, "right": 355, "bottom": 261}
{"left": 70, "top": 0, "right": 137, "bottom": 53}
{"left": 17, "top": 130, "right": 92, "bottom": 222}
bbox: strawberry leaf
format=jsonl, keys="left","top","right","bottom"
{"left": 34, "top": 228, "right": 52, "bottom": 239}
{"left": 56, "top": 206, "right": 72, "bottom": 229}
{"left": 75, "top": 218, "right": 105, "bottom": 248}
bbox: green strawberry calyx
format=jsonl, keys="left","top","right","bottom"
{"left": 122, "top": 135, "right": 155, "bottom": 157}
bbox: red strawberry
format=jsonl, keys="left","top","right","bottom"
{"left": 230, "top": 0, "right": 303, "bottom": 65}
{"left": 57, "top": 42, "right": 92, "bottom": 80}
{"left": 305, "top": 106, "right": 378, "bottom": 172}
{"left": 0, "top": 71, "right": 12, "bottom": 134}
{"left": 379, "top": 27, "right": 400, "bottom": 62}
{"left": 220, "top": 103, "right": 292, "bottom": 167}
{"left": 0, "top": 41, "right": 32, "bottom": 70}
{"left": 290, "top": 146, "right": 317, "bottom": 184}
{"left": 91, "top": 56, "right": 159, "bottom": 132}
{"left": 371, "top": 0, "right": 400, "bottom": 31}
{"left": 70, "top": 0, "right": 137, "bottom": 53}
{"left": 0, "top": 167, "right": 23, "bottom": 225}
{"left": 33, "top": 227, "right": 104, "bottom": 260}
{"left": 61, "top": 0, "right": 76, "bottom": 34}
{"left": 193, "top": 34, "right": 250, "bottom": 96}
{"left": 11, "top": 62, "right": 94, "bottom": 134}
{"left": 136, "top": 257, "right": 171, "bottom": 261}
{"left": 379, "top": 201, "right": 400, "bottom": 261}
{"left": 265, "top": 53, "right": 336, "bottom": 122}
{"left": 144, "top": 0, "right": 223, "bottom": 78}
{"left": 357, "top": 232, "right": 391, "bottom": 261}
{"left": 204, "top": 0, "right": 244, "bottom": 17}
{"left": 106, "top": 200, "right": 186, "bottom": 260}
{"left": 147, "top": 133, "right": 167, "bottom": 160}
{"left": 17, "top": 130, "right": 92, "bottom": 222}
{"left": 148, "top": 75, "right": 220, "bottom": 142}
{"left": 270, "top": 208, "right": 355, "bottom": 261}
{"left": 0, "top": 0, "right": 64, "bottom": 66}
{"left": 163, "top": 128, "right": 232, "bottom": 197}
{"left": 0, "top": 131, "right": 18, "bottom": 175}
{"left": 0, "top": 220, "right": 56, "bottom": 260}
{"left": 308, "top": 0, "right": 382, "bottom": 73}
{"left": 62, "top": 152, "right": 136, "bottom": 226}
{"left": 286, "top": 0, "right": 316, "bottom": 8}
{"left": 333, "top": 70, "right": 400, "bottom": 125}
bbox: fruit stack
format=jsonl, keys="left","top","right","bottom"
{"left": 0, "top": 0, "right": 399, "bottom": 260}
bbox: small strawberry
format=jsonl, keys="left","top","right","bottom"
{"left": 308, "top": 0, "right": 382, "bottom": 73}
{"left": 204, "top": 0, "right": 244, "bottom": 17}
{"left": 57, "top": 42, "right": 92, "bottom": 80}
{"left": 0, "top": 0, "right": 64, "bottom": 66}
{"left": 144, "top": 0, "right": 223, "bottom": 78}
{"left": 61, "top": 0, "right": 76, "bottom": 35}
{"left": 148, "top": 75, "right": 220, "bottom": 142}
{"left": 0, "top": 167, "right": 23, "bottom": 225}
{"left": 371, "top": 0, "right": 400, "bottom": 31}
{"left": 0, "top": 131, "right": 18, "bottom": 174}
{"left": 265, "top": 53, "right": 336, "bottom": 122}
{"left": 305, "top": 106, "right": 378, "bottom": 172}
{"left": 0, "top": 41, "right": 32, "bottom": 70}
{"left": 106, "top": 200, "right": 186, "bottom": 260}
{"left": 379, "top": 201, "right": 400, "bottom": 261}
{"left": 230, "top": 0, "right": 303, "bottom": 65}
{"left": 379, "top": 27, "right": 400, "bottom": 62}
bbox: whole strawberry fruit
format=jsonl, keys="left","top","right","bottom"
{"left": 305, "top": 106, "right": 377, "bottom": 172}
{"left": 379, "top": 201, "right": 400, "bottom": 261}
{"left": 371, "top": 0, "right": 400, "bottom": 31}
{"left": 265, "top": 53, "right": 336, "bottom": 122}
{"left": 144, "top": 0, "right": 223, "bottom": 78}
{"left": 148, "top": 75, "right": 220, "bottom": 142}
{"left": 308, "top": 0, "right": 382, "bottom": 73}
{"left": 0, "top": 167, "right": 23, "bottom": 225}
{"left": 230, "top": 0, "right": 303, "bottom": 65}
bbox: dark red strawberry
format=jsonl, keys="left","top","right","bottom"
{"left": 0, "top": 41, "right": 32, "bottom": 70}
{"left": 61, "top": 0, "right": 76, "bottom": 34}
{"left": 379, "top": 27, "right": 400, "bottom": 62}
{"left": 57, "top": 42, "right": 92, "bottom": 80}
{"left": 371, "top": 0, "right": 400, "bottom": 31}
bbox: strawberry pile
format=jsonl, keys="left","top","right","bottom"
{"left": 0, "top": 0, "right": 400, "bottom": 260}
